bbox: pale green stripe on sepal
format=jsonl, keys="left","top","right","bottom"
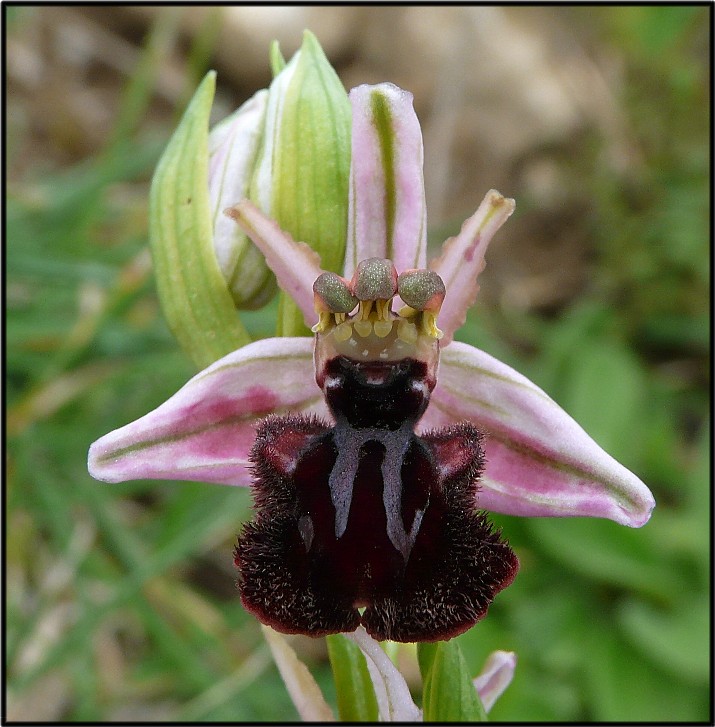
{"left": 149, "top": 71, "right": 250, "bottom": 369}
{"left": 369, "top": 91, "right": 397, "bottom": 254}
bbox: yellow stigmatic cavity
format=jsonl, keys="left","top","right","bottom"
{"left": 398, "top": 305, "right": 419, "bottom": 319}
{"left": 311, "top": 311, "right": 334, "bottom": 334}
{"left": 398, "top": 305, "right": 443, "bottom": 340}
{"left": 354, "top": 319, "right": 373, "bottom": 338}
{"left": 373, "top": 319, "right": 393, "bottom": 338}
{"left": 312, "top": 261, "right": 445, "bottom": 359}
{"left": 334, "top": 321, "right": 353, "bottom": 342}
{"left": 397, "top": 319, "right": 418, "bottom": 344}
{"left": 422, "top": 311, "right": 443, "bottom": 340}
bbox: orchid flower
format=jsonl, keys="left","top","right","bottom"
{"left": 88, "top": 82, "right": 655, "bottom": 643}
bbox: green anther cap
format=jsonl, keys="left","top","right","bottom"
{"left": 397, "top": 269, "right": 446, "bottom": 311}
{"left": 313, "top": 272, "right": 358, "bottom": 313}
{"left": 351, "top": 258, "right": 398, "bottom": 300}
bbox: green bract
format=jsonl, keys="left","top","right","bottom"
{"left": 149, "top": 72, "right": 251, "bottom": 369}
{"left": 254, "top": 30, "right": 351, "bottom": 335}
{"left": 149, "top": 31, "right": 351, "bottom": 365}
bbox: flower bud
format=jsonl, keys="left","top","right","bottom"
{"left": 149, "top": 72, "right": 251, "bottom": 370}
{"left": 149, "top": 32, "right": 351, "bottom": 367}
{"left": 252, "top": 30, "right": 351, "bottom": 335}
{"left": 208, "top": 90, "right": 275, "bottom": 309}
{"left": 211, "top": 30, "right": 351, "bottom": 320}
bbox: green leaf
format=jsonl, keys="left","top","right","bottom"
{"left": 149, "top": 71, "right": 250, "bottom": 369}
{"left": 109, "top": 8, "right": 183, "bottom": 149}
{"left": 617, "top": 594, "right": 710, "bottom": 685}
{"left": 526, "top": 517, "right": 688, "bottom": 604}
{"left": 417, "top": 641, "right": 438, "bottom": 682}
{"left": 582, "top": 620, "right": 708, "bottom": 721}
{"left": 561, "top": 339, "right": 646, "bottom": 465}
{"left": 421, "top": 640, "right": 487, "bottom": 722}
{"left": 326, "top": 634, "right": 378, "bottom": 721}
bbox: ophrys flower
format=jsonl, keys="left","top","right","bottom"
{"left": 88, "top": 82, "right": 655, "bottom": 642}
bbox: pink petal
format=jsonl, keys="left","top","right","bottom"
{"left": 421, "top": 342, "right": 655, "bottom": 527}
{"left": 473, "top": 650, "right": 517, "bottom": 713}
{"left": 430, "top": 190, "right": 515, "bottom": 346}
{"left": 88, "top": 337, "right": 327, "bottom": 486}
{"left": 225, "top": 200, "right": 322, "bottom": 327}
{"left": 344, "top": 84, "right": 427, "bottom": 279}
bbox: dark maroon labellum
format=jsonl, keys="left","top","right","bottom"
{"left": 235, "top": 355, "right": 518, "bottom": 642}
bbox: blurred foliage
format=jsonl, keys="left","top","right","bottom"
{"left": 6, "top": 5, "right": 710, "bottom": 722}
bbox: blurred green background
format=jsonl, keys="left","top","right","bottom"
{"left": 6, "top": 5, "right": 710, "bottom": 722}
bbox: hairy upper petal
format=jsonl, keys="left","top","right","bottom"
{"left": 88, "top": 337, "right": 326, "bottom": 486}
{"left": 429, "top": 190, "right": 515, "bottom": 346}
{"left": 421, "top": 342, "right": 655, "bottom": 527}
{"left": 344, "top": 83, "right": 427, "bottom": 279}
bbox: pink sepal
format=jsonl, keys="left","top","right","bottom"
{"left": 420, "top": 342, "right": 655, "bottom": 527}
{"left": 344, "top": 84, "right": 427, "bottom": 278}
{"left": 88, "top": 337, "right": 327, "bottom": 486}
